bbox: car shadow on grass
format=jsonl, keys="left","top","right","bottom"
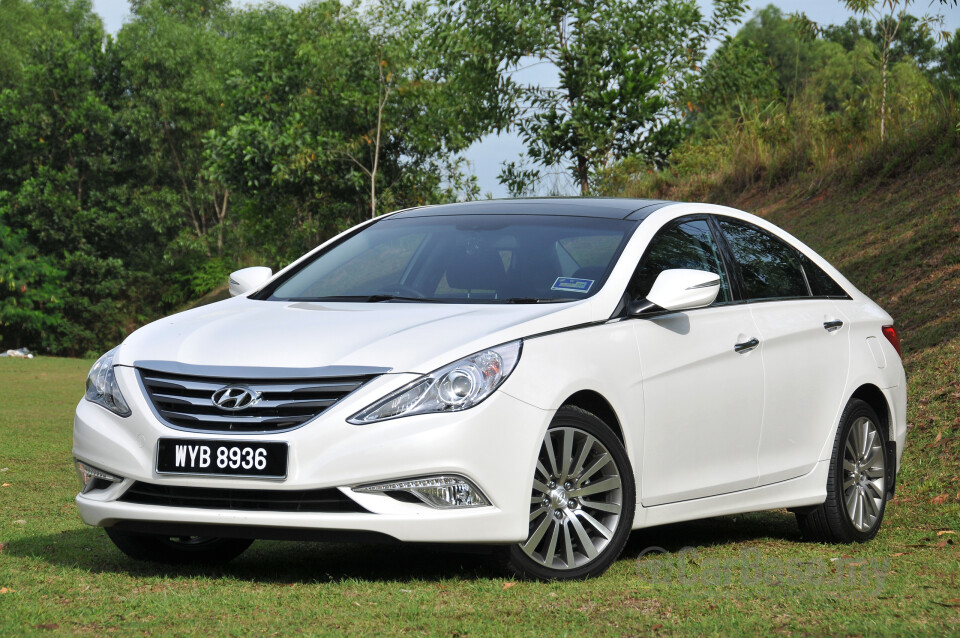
{"left": 7, "top": 510, "right": 802, "bottom": 583}
{"left": 6, "top": 526, "right": 503, "bottom": 582}
{"left": 623, "top": 509, "right": 804, "bottom": 559}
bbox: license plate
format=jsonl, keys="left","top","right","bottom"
{"left": 156, "top": 438, "right": 288, "bottom": 478}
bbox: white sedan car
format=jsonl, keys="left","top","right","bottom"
{"left": 74, "top": 198, "right": 906, "bottom": 580}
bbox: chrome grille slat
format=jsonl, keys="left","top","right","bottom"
{"left": 149, "top": 393, "right": 337, "bottom": 411}
{"left": 150, "top": 393, "right": 216, "bottom": 407}
{"left": 140, "top": 376, "right": 225, "bottom": 392}
{"left": 138, "top": 368, "right": 378, "bottom": 433}
{"left": 141, "top": 376, "right": 365, "bottom": 395}
{"left": 161, "top": 411, "right": 304, "bottom": 425}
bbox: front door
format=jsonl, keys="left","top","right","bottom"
{"left": 630, "top": 218, "right": 764, "bottom": 506}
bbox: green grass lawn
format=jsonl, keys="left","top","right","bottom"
{"left": 0, "top": 353, "right": 957, "bottom": 636}
{"left": 2, "top": 156, "right": 959, "bottom": 635}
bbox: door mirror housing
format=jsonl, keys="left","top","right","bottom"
{"left": 629, "top": 269, "right": 721, "bottom": 316}
{"left": 228, "top": 267, "right": 273, "bottom": 297}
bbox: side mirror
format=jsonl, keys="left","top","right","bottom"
{"left": 629, "top": 269, "right": 721, "bottom": 316}
{"left": 228, "top": 266, "right": 272, "bottom": 297}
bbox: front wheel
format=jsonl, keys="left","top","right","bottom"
{"left": 797, "top": 399, "right": 889, "bottom": 543}
{"left": 506, "top": 406, "right": 636, "bottom": 580}
{"left": 105, "top": 528, "right": 253, "bottom": 565}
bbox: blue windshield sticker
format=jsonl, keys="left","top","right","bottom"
{"left": 551, "top": 277, "right": 595, "bottom": 293}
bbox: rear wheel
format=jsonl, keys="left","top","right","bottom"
{"left": 797, "top": 399, "right": 889, "bottom": 543}
{"left": 105, "top": 528, "right": 253, "bottom": 565}
{"left": 506, "top": 406, "right": 635, "bottom": 580}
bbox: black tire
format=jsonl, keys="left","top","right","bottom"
{"left": 505, "top": 405, "right": 636, "bottom": 580}
{"left": 797, "top": 399, "right": 889, "bottom": 543}
{"left": 105, "top": 528, "right": 253, "bottom": 565}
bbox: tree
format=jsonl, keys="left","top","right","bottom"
{"left": 205, "top": 1, "right": 489, "bottom": 263}
{"left": 842, "top": 0, "right": 947, "bottom": 141}
{"left": 0, "top": 0, "right": 132, "bottom": 354}
{"left": 935, "top": 28, "right": 960, "bottom": 95}
{"left": 333, "top": 0, "right": 490, "bottom": 218}
{"left": 112, "top": 0, "right": 234, "bottom": 256}
{"left": 0, "top": 220, "right": 64, "bottom": 351}
{"left": 824, "top": 14, "right": 939, "bottom": 69}
{"left": 436, "top": 0, "right": 747, "bottom": 194}
{"left": 0, "top": 0, "right": 198, "bottom": 354}
{"left": 688, "top": 35, "right": 781, "bottom": 133}
{"left": 733, "top": 6, "right": 833, "bottom": 105}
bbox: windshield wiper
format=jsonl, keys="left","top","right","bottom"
{"left": 503, "top": 297, "right": 570, "bottom": 304}
{"left": 287, "top": 295, "right": 431, "bottom": 303}
{"left": 366, "top": 294, "right": 431, "bottom": 303}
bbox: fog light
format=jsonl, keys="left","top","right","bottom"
{"left": 75, "top": 460, "right": 122, "bottom": 494}
{"left": 354, "top": 475, "right": 490, "bottom": 509}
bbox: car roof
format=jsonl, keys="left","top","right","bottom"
{"left": 388, "top": 198, "right": 677, "bottom": 221}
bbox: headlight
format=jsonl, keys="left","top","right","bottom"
{"left": 348, "top": 340, "right": 522, "bottom": 424}
{"left": 84, "top": 347, "right": 131, "bottom": 417}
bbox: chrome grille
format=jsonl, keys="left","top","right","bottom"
{"left": 138, "top": 368, "right": 377, "bottom": 433}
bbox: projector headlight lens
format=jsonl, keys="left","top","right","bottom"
{"left": 348, "top": 340, "right": 521, "bottom": 424}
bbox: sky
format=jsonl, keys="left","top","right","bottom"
{"left": 91, "top": 0, "right": 960, "bottom": 197}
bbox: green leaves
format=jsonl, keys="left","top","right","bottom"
{"left": 205, "top": 0, "right": 492, "bottom": 257}
{"left": 0, "top": 0, "right": 768, "bottom": 353}
{"left": 440, "top": 0, "right": 747, "bottom": 193}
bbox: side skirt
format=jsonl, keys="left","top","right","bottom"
{"left": 631, "top": 460, "right": 829, "bottom": 529}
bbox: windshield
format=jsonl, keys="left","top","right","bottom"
{"left": 265, "top": 214, "right": 637, "bottom": 303}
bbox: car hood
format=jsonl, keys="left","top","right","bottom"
{"left": 115, "top": 296, "right": 595, "bottom": 374}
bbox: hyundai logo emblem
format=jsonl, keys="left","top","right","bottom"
{"left": 211, "top": 385, "right": 261, "bottom": 411}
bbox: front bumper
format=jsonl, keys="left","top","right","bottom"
{"left": 74, "top": 366, "right": 550, "bottom": 544}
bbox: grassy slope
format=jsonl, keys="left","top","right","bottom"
{"left": 733, "top": 149, "right": 960, "bottom": 511}
{"left": 1, "top": 157, "right": 959, "bottom": 635}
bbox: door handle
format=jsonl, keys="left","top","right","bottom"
{"left": 734, "top": 338, "right": 759, "bottom": 353}
{"left": 823, "top": 320, "right": 844, "bottom": 332}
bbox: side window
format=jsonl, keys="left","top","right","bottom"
{"left": 628, "top": 219, "right": 731, "bottom": 303}
{"left": 799, "top": 253, "right": 848, "bottom": 297}
{"left": 717, "top": 219, "right": 809, "bottom": 300}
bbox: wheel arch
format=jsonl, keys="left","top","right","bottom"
{"left": 559, "top": 390, "right": 625, "bottom": 445}
{"left": 848, "top": 383, "right": 892, "bottom": 441}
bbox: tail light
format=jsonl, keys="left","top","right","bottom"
{"left": 882, "top": 325, "right": 901, "bottom": 358}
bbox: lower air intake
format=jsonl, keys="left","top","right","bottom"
{"left": 118, "top": 482, "right": 370, "bottom": 513}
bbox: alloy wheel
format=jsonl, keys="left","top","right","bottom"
{"left": 842, "top": 416, "right": 886, "bottom": 532}
{"left": 521, "top": 426, "right": 624, "bottom": 570}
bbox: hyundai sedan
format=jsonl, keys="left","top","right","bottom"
{"left": 74, "top": 198, "right": 906, "bottom": 580}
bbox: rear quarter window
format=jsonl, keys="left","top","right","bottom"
{"left": 799, "top": 253, "right": 849, "bottom": 297}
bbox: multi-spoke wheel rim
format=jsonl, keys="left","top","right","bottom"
{"left": 521, "top": 426, "right": 623, "bottom": 570}
{"left": 842, "top": 416, "right": 886, "bottom": 532}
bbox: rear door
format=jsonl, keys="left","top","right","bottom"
{"left": 714, "top": 218, "right": 851, "bottom": 485}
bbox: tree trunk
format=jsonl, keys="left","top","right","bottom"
{"left": 880, "top": 53, "right": 887, "bottom": 142}
{"left": 371, "top": 53, "right": 389, "bottom": 219}
{"left": 215, "top": 189, "right": 229, "bottom": 258}
{"left": 577, "top": 155, "right": 589, "bottom": 195}
{"left": 370, "top": 156, "right": 377, "bottom": 219}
